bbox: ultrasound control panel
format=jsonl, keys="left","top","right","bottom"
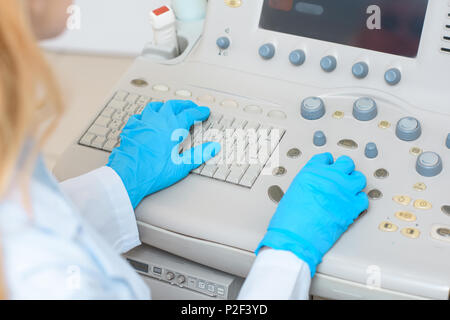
{"left": 54, "top": 0, "right": 450, "bottom": 300}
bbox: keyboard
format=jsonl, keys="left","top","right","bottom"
{"left": 79, "top": 90, "right": 285, "bottom": 188}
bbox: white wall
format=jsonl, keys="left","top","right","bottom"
{"left": 41, "top": 0, "right": 171, "bottom": 56}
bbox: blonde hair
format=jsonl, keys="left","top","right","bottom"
{"left": 0, "top": 0, "right": 64, "bottom": 299}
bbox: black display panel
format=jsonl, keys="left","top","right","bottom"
{"left": 259, "top": 0, "right": 429, "bottom": 58}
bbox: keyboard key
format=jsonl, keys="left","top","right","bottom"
{"left": 103, "top": 139, "right": 118, "bottom": 152}
{"left": 108, "top": 100, "right": 128, "bottom": 109}
{"left": 240, "top": 165, "right": 262, "bottom": 187}
{"left": 137, "top": 95, "right": 151, "bottom": 105}
{"left": 108, "top": 119, "right": 123, "bottom": 130}
{"left": 192, "top": 163, "right": 205, "bottom": 174}
{"left": 114, "top": 90, "right": 128, "bottom": 101}
{"left": 94, "top": 116, "right": 111, "bottom": 127}
{"left": 80, "top": 133, "right": 96, "bottom": 146}
{"left": 226, "top": 164, "right": 249, "bottom": 184}
{"left": 126, "top": 93, "right": 140, "bottom": 104}
{"left": 101, "top": 107, "right": 115, "bottom": 118}
{"left": 201, "top": 165, "right": 218, "bottom": 177}
{"left": 113, "top": 111, "right": 127, "bottom": 121}
{"left": 92, "top": 136, "right": 106, "bottom": 149}
{"left": 213, "top": 164, "right": 231, "bottom": 181}
{"left": 88, "top": 125, "right": 110, "bottom": 137}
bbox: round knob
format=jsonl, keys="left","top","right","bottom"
{"left": 313, "top": 131, "right": 326, "bottom": 146}
{"left": 365, "top": 142, "right": 379, "bottom": 159}
{"left": 166, "top": 272, "right": 175, "bottom": 281}
{"left": 320, "top": 56, "right": 337, "bottom": 72}
{"left": 416, "top": 152, "right": 443, "bottom": 177}
{"left": 396, "top": 117, "right": 422, "bottom": 141}
{"left": 385, "top": 68, "right": 402, "bottom": 86}
{"left": 353, "top": 97, "right": 378, "bottom": 121}
{"left": 259, "top": 43, "right": 276, "bottom": 60}
{"left": 176, "top": 275, "right": 186, "bottom": 284}
{"left": 446, "top": 133, "right": 450, "bottom": 149}
{"left": 301, "top": 97, "right": 325, "bottom": 120}
{"left": 289, "top": 49, "right": 306, "bottom": 66}
{"left": 216, "top": 37, "right": 230, "bottom": 50}
{"left": 352, "top": 62, "right": 369, "bottom": 79}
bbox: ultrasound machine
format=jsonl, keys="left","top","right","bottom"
{"left": 53, "top": 0, "right": 450, "bottom": 299}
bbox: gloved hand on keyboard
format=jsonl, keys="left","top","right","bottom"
{"left": 257, "top": 153, "right": 369, "bottom": 277}
{"left": 107, "top": 100, "right": 221, "bottom": 208}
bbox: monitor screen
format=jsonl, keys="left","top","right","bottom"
{"left": 259, "top": 0, "right": 429, "bottom": 58}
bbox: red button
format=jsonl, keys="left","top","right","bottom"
{"left": 153, "top": 6, "right": 170, "bottom": 16}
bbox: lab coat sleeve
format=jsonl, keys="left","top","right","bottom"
{"left": 59, "top": 166, "right": 140, "bottom": 254}
{"left": 237, "top": 248, "right": 311, "bottom": 300}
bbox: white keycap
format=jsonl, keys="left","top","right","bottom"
{"left": 219, "top": 115, "right": 234, "bottom": 128}
{"left": 213, "top": 165, "right": 231, "bottom": 181}
{"left": 137, "top": 95, "right": 151, "bottom": 105}
{"left": 92, "top": 136, "right": 106, "bottom": 149}
{"left": 108, "top": 129, "right": 121, "bottom": 140}
{"left": 113, "top": 111, "right": 127, "bottom": 121}
{"left": 108, "top": 100, "right": 128, "bottom": 109}
{"left": 231, "top": 118, "right": 247, "bottom": 130}
{"left": 103, "top": 139, "right": 118, "bottom": 152}
{"left": 201, "top": 165, "right": 218, "bottom": 177}
{"left": 101, "top": 107, "right": 115, "bottom": 118}
{"left": 88, "top": 125, "right": 110, "bottom": 137}
{"left": 126, "top": 93, "right": 140, "bottom": 104}
{"left": 108, "top": 119, "right": 123, "bottom": 130}
{"left": 80, "top": 133, "right": 96, "bottom": 146}
{"left": 114, "top": 90, "right": 128, "bottom": 101}
{"left": 226, "top": 164, "right": 249, "bottom": 184}
{"left": 94, "top": 116, "right": 111, "bottom": 127}
{"left": 192, "top": 164, "right": 205, "bottom": 174}
{"left": 239, "top": 165, "right": 262, "bottom": 187}
{"left": 245, "top": 121, "right": 261, "bottom": 131}
{"left": 124, "top": 104, "right": 137, "bottom": 114}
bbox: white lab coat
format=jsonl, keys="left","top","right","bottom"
{"left": 0, "top": 156, "right": 310, "bottom": 299}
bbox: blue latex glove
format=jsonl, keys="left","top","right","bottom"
{"left": 107, "top": 100, "right": 221, "bottom": 208}
{"left": 257, "top": 153, "right": 368, "bottom": 277}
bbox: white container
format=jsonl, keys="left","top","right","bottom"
{"left": 171, "top": 0, "right": 207, "bottom": 21}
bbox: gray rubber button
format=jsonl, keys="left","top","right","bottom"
{"left": 320, "top": 55, "right": 337, "bottom": 72}
{"left": 268, "top": 185, "right": 284, "bottom": 203}
{"left": 216, "top": 37, "right": 230, "bottom": 50}
{"left": 301, "top": 97, "right": 325, "bottom": 120}
{"left": 446, "top": 133, "right": 450, "bottom": 149}
{"left": 289, "top": 49, "right": 306, "bottom": 66}
{"left": 442, "top": 205, "right": 450, "bottom": 217}
{"left": 352, "top": 62, "right": 369, "bottom": 79}
{"left": 353, "top": 97, "right": 378, "bottom": 121}
{"left": 368, "top": 189, "right": 383, "bottom": 200}
{"left": 365, "top": 142, "right": 378, "bottom": 159}
{"left": 287, "top": 148, "right": 301, "bottom": 158}
{"left": 385, "top": 68, "right": 402, "bottom": 86}
{"left": 416, "top": 152, "right": 443, "bottom": 177}
{"left": 259, "top": 43, "right": 276, "bottom": 60}
{"left": 396, "top": 117, "right": 421, "bottom": 141}
{"left": 313, "top": 131, "right": 327, "bottom": 146}
{"left": 338, "top": 139, "right": 358, "bottom": 149}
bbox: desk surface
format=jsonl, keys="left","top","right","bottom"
{"left": 43, "top": 52, "right": 133, "bottom": 169}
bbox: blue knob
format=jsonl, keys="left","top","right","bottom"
{"left": 320, "top": 56, "right": 337, "bottom": 72}
{"left": 313, "top": 131, "right": 327, "bottom": 147}
{"left": 352, "top": 62, "right": 369, "bottom": 79}
{"left": 353, "top": 97, "right": 378, "bottom": 121}
{"left": 365, "top": 142, "right": 379, "bottom": 159}
{"left": 396, "top": 117, "right": 422, "bottom": 141}
{"left": 259, "top": 43, "right": 276, "bottom": 60}
{"left": 416, "top": 152, "right": 443, "bottom": 177}
{"left": 301, "top": 97, "right": 325, "bottom": 120}
{"left": 289, "top": 50, "right": 306, "bottom": 66}
{"left": 385, "top": 68, "right": 402, "bottom": 86}
{"left": 216, "top": 37, "right": 230, "bottom": 50}
{"left": 446, "top": 134, "right": 450, "bottom": 149}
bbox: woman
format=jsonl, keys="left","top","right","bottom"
{"left": 0, "top": 0, "right": 368, "bottom": 299}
